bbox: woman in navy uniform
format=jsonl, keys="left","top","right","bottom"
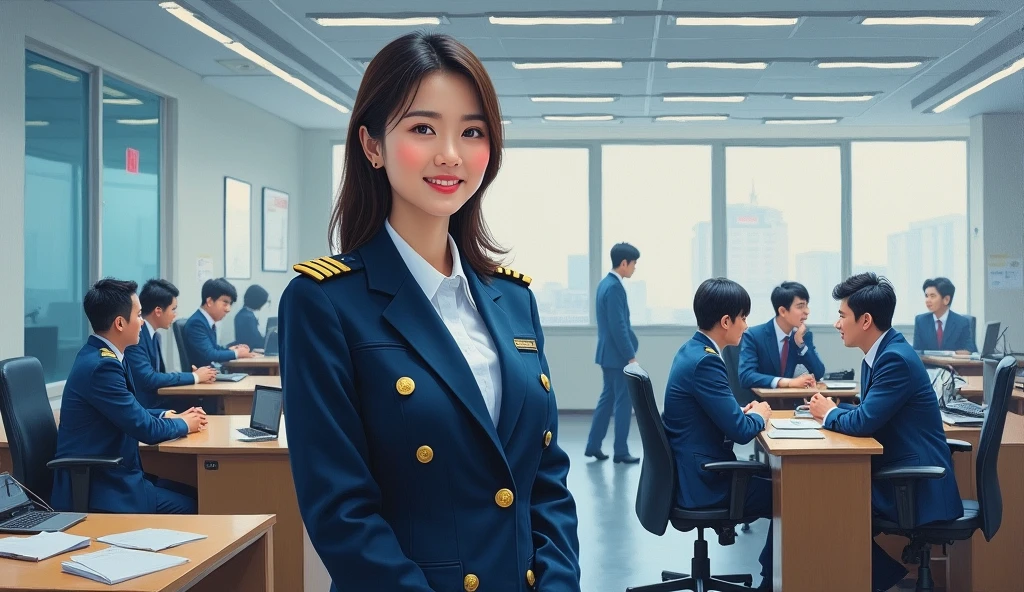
{"left": 279, "top": 32, "right": 580, "bottom": 592}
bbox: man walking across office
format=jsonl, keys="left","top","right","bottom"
{"left": 810, "top": 273, "right": 962, "bottom": 592}
{"left": 586, "top": 242, "right": 641, "bottom": 463}
{"left": 739, "top": 281, "right": 826, "bottom": 390}
{"left": 913, "top": 277, "right": 977, "bottom": 353}
{"left": 183, "top": 278, "right": 256, "bottom": 368}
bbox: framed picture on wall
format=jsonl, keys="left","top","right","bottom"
{"left": 262, "top": 187, "right": 289, "bottom": 272}
{"left": 224, "top": 176, "right": 251, "bottom": 279}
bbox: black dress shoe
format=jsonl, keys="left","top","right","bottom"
{"left": 584, "top": 449, "right": 609, "bottom": 461}
{"left": 613, "top": 454, "right": 641, "bottom": 464}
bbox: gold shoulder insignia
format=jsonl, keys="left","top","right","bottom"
{"left": 492, "top": 266, "right": 532, "bottom": 288}
{"left": 293, "top": 254, "right": 361, "bottom": 282}
{"left": 99, "top": 348, "right": 117, "bottom": 359}
{"left": 704, "top": 347, "right": 718, "bottom": 355}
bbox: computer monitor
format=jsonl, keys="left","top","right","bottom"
{"left": 981, "top": 322, "right": 1001, "bottom": 360}
{"left": 264, "top": 327, "right": 279, "bottom": 356}
{"left": 249, "top": 385, "right": 283, "bottom": 436}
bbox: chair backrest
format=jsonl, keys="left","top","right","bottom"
{"left": 624, "top": 363, "right": 676, "bottom": 536}
{"left": 976, "top": 355, "right": 1017, "bottom": 541}
{"left": 0, "top": 357, "right": 59, "bottom": 501}
{"left": 721, "top": 345, "right": 758, "bottom": 406}
{"left": 171, "top": 320, "right": 191, "bottom": 370}
{"left": 965, "top": 315, "right": 977, "bottom": 347}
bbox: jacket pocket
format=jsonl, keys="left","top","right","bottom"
{"left": 417, "top": 560, "right": 464, "bottom": 592}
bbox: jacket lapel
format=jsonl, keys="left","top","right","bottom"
{"left": 763, "top": 321, "right": 783, "bottom": 375}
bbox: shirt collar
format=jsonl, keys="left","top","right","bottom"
{"left": 144, "top": 321, "right": 157, "bottom": 339}
{"left": 864, "top": 328, "right": 892, "bottom": 368}
{"left": 934, "top": 309, "right": 950, "bottom": 327}
{"left": 200, "top": 308, "right": 216, "bottom": 328}
{"left": 773, "top": 319, "right": 792, "bottom": 343}
{"left": 385, "top": 220, "right": 475, "bottom": 305}
{"left": 94, "top": 335, "right": 124, "bottom": 363}
{"left": 610, "top": 270, "right": 624, "bottom": 282}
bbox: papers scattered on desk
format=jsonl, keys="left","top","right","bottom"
{"left": 61, "top": 546, "right": 188, "bottom": 585}
{"left": 770, "top": 419, "right": 821, "bottom": 430}
{"left": 0, "top": 531, "right": 90, "bottom": 561}
{"left": 765, "top": 429, "right": 825, "bottom": 440}
{"left": 97, "top": 528, "right": 206, "bottom": 552}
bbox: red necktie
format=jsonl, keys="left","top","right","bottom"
{"left": 780, "top": 336, "right": 790, "bottom": 373}
{"left": 936, "top": 320, "right": 944, "bottom": 349}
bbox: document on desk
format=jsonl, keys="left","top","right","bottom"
{"left": 97, "top": 528, "right": 207, "bottom": 552}
{"left": 765, "top": 429, "right": 825, "bottom": 439}
{"left": 770, "top": 419, "right": 821, "bottom": 430}
{"left": 0, "top": 531, "right": 90, "bottom": 561}
{"left": 61, "top": 547, "right": 188, "bottom": 584}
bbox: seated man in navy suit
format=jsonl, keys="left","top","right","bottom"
{"left": 125, "top": 279, "right": 217, "bottom": 411}
{"left": 663, "top": 278, "right": 773, "bottom": 590}
{"left": 913, "top": 277, "right": 977, "bottom": 353}
{"left": 183, "top": 278, "right": 257, "bottom": 367}
{"left": 739, "top": 281, "right": 826, "bottom": 391}
{"left": 810, "top": 273, "right": 963, "bottom": 592}
{"left": 52, "top": 278, "right": 208, "bottom": 514}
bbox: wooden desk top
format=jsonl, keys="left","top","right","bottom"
{"left": 757, "top": 411, "right": 883, "bottom": 457}
{"left": 752, "top": 383, "right": 859, "bottom": 399}
{"left": 156, "top": 416, "right": 289, "bottom": 456}
{"left": 0, "top": 513, "right": 274, "bottom": 591}
{"left": 960, "top": 374, "right": 984, "bottom": 397}
{"left": 224, "top": 357, "right": 279, "bottom": 370}
{"left": 943, "top": 408, "right": 1024, "bottom": 446}
{"left": 920, "top": 355, "right": 983, "bottom": 367}
{"left": 157, "top": 375, "right": 280, "bottom": 396}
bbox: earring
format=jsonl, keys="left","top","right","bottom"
{"left": 373, "top": 161, "right": 381, "bottom": 169}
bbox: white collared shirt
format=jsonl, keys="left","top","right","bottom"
{"left": 610, "top": 270, "right": 624, "bottom": 283}
{"left": 771, "top": 319, "right": 808, "bottom": 388}
{"left": 94, "top": 335, "right": 124, "bottom": 363}
{"left": 824, "top": 329, "right": 892, "bottom": 425}
{"left": 200, "top": 308, "right": 216, "bottom": 329}
{"left": 933, "top": 310, "right": 950, "bottom": 334}
{"left": 385, "top": 221, "right": 503, "bottom": 426}
{"left": 146, "top": 320, "right": 200, "bottom": 384}
{"left": 145, "top": 321, "right": 157, "bottom": 340}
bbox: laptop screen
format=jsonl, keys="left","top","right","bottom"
{"left": 250, "top": 386, "right": 283, "bottom": 434}
{"left": 0, "top": 474, "right": 32, "bottom": 516}
{"left": 981, "top": 322, "right": 1001, "bottom": 359}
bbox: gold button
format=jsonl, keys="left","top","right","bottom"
{"left": 526, "top": 569, "right": 536, "bottom": 586}
{"left": 539, "top": 373, "right": 550, "bottom": 392}
{"left": 464, "top": 574, "right": 479, "bottom": 591}
{"left": 495, "top": 488, "right": 514, "bottom": 508}
{"left": 543, "top": 431, "right": 553, "bottom": 448}
{"left": 416, "top": 446, "right": 433, "bottom": 464}
{"left": 396, "top": 377, "right": 415, "bottom": 396}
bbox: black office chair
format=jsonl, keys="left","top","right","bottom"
{"left": 171, "top": 319, "right": 191, "bottom": 371}
{"left": 0, "top": 357, "right": 121, "bottom": 512}
{"left": 872, "top": 355, "right": 1017, "bottom": 592}
{"left": 624, "top": 363, "right": 767, "bottom": 592}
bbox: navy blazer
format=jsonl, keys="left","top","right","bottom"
{"left": 52, "top": 336, "right": 188, "bottom": 513}
{"left": 124, "top": 326, "right": 193, "bottom": 409}
{"left": 663, "top": 332, "right": 766, "bottom": 509}
{"left": 739, "top": 319, "right": 827, "bottom": 389}
{"left": 233, "top": 308, "right": 265, "bottom": 350}
{"left": 823, "top": 330, "right": 963, "bottom": 526}
{"left": 279, "top": 228, "right": 581, "bottom": 592}
{"left": 594, "top": 273, "right": 638, "bottom": 368}
{"left": 913, "top": 311, "right": 977, "bottom": 353}
{"left": 183, "top": 310, "right": 236, "bottom": 367}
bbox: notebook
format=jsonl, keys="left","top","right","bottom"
{"left": 61, "top": 547, "right": 188, "bottom": 584}
{"left": 770, "top": 419, "right": 821, "bottom": 430}
{"left": 0, "top": 531, "right": 90, "bottom": 561}
{"left": 765, "top": 429, "right": 825, "bottom": 440}
{"left": 97, "top": 528, "right": 206, "bottom": 552}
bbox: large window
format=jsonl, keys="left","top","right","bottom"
{"left": 726, "top": 147, "right": 842, "bottom": 325}
{"left": 603, "top": 145, "right": 712, "bottom": 325}
{"left": 852, "top": 141, "right": 968, "bottom": 325}
{"left": 24, "top": 52, "right": 91, "bottom": 382}
{"left": 101, "top": 77, "right": 161, "bottom": 286}
{"left": 484, "top": 147, "right": 590, "bottom": 325}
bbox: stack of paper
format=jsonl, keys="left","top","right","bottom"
{"left": 766, "top": 418, "right": 825, "bottom": 439}
{"left": 61, "top": 547, "right": 188, "bottom": 584}
{"left": 97, "top": 528, "right": 206, "bottom": 552}
{"left": 0, "top": 531, "right": 90, "bottom": 561}
{"left": 771, "top": 419, "right": 821, "bottom": 430}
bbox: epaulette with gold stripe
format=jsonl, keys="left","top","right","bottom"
{"left": 492, "top": 266, "right": 532, "bottom": 288}
{"left": 293, "top": 255, "right": 362, "bottom": 282}
{"left": 704, "top": 346, "right": 719, "bottom": 356}
{"left": 99, "top": 348, "right": 118, "bottom": 359}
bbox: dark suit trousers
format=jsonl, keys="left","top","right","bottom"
{"left": 587, "top": 367, "right": 633, "bottom": 457}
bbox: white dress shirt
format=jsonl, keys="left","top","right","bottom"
{"left": 933, "top": 309, "right": 950, "bottom": 345}
{"left": 610, "top": 270, "right": 624, "bottom": 283}
{"left": 770, "top": 320, "right": 808, "bottom": 388}
{"left": 146, "top": 321, "right": 199, "bottom": 384}
{"left": 823, "top": 329, "right": 891, "bottom": 425}
{"left": 385, "top": 221, "right": 503, "bottom": 426}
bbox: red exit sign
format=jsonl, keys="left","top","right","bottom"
{"left": 126, "top": 148, "right": 139, "bottom": 174}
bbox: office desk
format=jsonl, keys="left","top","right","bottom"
{"left": 920, "top": 355, "right": 983, "bottom": 376}
{"left": 757, "top": 412, "right": 882, "bottom": 591}
{"left": 157, "top": 376, "right": 280, "bottom": 414}
{"left": 0, "top": 513, "right": 274, "bottom": 592}
{"left": 224, "top": 356, "right": 279, "bottom": 376}
{"left": 751, "top": 383, "right": 859, "bottom": 409}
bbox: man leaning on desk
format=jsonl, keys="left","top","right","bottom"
{"left": 739, "top": 281, "right": 826, "bottom": 390}
{"left": 809, "top": 273, "right": 962, "bottom": 592}
{"left": 913, "top": 277, "right": 977, "bottom": 353}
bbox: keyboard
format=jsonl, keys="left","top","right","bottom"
{"left": 236, "top": 427, "right": 275, "bottom": 441}
{"left": 1, "top": 511, "right": 57, "bottom": 529}
{"left": 944, "top": 399, "right": 985, "bottom": 418}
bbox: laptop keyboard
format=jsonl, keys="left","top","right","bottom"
{"left": 945, "top": 399, "right": 985, "bottom": 418}
{"left": 2, "top": 511, "right": 57, "bottom": 529}
{"left": 237, "top": 428, "right": 275, "bottom": 441}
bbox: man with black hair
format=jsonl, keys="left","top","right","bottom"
{"left": 809, "top": 273, "right": 962, "bottom": 592}
{"left": 125, "top": 279, "right": 217, "bottom": 411}
{"left": 587, "top": 242, "right": 641, "bottom": 463}
{"left": 183, "top": 277, "right": 257, "bottom": 367}
{"left": 739, "top": 281, "right": 827, "bottom": 390}
{"left": 663, "top": 278, "right": 773, "bottom": 590}
{"left": 51, "top": 278, "right": 207, "bottom": 514}
{"left": 913, "top": 277, "right": 977, "bottom": 353}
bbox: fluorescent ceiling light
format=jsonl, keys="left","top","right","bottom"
{"left": 656, "top": 115, "right": 729, "bottom": 122}
{"left": 764, "top": 118, "right": 839, "bottom": 125}
{"left": 102, "top": 86, "right": 127, "bottom": 98}
{"left": 530, "top": 96, "right": 615, "bottom": 103}
{"left": 667, "top": 61, "right": 767, "bottom": 70}
{"left": 489, "top": 16, "right": 615, "bottom": 26}
{"left": 860, "top": 16, "right": 984, "bottom": 26}
{"left": 312, "top": 16, "right": 441, "bottom": 27}
{"left": 675, "top": 16, "right": 799, "bottom": 27}
{"left": 790, "top": 94, "right": 875, "bottom": 102}
{"left": 28, "top": 63, "right": 80, "bottom": 83}
{"left": 663, "top": 95, "right": 745, "bottom": 103}
{"left": 25, "top": 121, "right": 50, "bottom": 127}
{"left": 817, "top": 61, "right": 921, "bottom": 69}
{"left": 103, "top": 98, "right": 144, "bottom": 106}
{"left": 158, "top": 1, "right": 233, "bottom": 43}
{"left": 932, "top": 56, "right": 1024, "bottom": 113}
{"left": 117, "top": 118, "right": 160, "bottom": 125}
{"left": 543, "top": 115, "right": 614, "bottom": 122}
{"left": 514, "top": 61, "right": 622, "bottom": 70}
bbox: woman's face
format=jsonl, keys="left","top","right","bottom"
{"left": 362, "top": 71, "right": 492, "bottom": 220}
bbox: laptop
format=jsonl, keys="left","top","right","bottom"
{"left": 210, "top": 361, "right": 248, "bottom": 382}
{"left": 263, "top": 327, "right": 279, "bottom": 356}
{"left": 980, "top": 322, "right": 1001, "bottom": 360}
{"left": 236, "top": 385, "right": 284, "bottom": 442}
{"left": 0, "top": 473, "right": 86, "bottom": 534}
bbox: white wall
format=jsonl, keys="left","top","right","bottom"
{"left": 0, "top": 0, "right": 304, "bottom": 369}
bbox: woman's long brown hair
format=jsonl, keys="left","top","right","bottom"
{"left": 329, "top": 32, "right": 507, "bottom": 275}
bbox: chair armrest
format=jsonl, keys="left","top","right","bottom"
{"left": 872, "top": 465, "right": 946, "bottom": 530}
{"left": 46, "top": 457, "right": 122, "bottom": 513}
{"left": 701, "top": 460, "right": 770, "bottom": 474}
{"left": 873, "top": 466, "right": 946, "bottom": 481}
{"left": 946, "top": 439, "right": 972, "bottom": 454}
{"left": 702, "top": 460, "right": 770, "bottom": 520}
{"left": 47, "top": 456, "right": 123, "bottom": 469}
